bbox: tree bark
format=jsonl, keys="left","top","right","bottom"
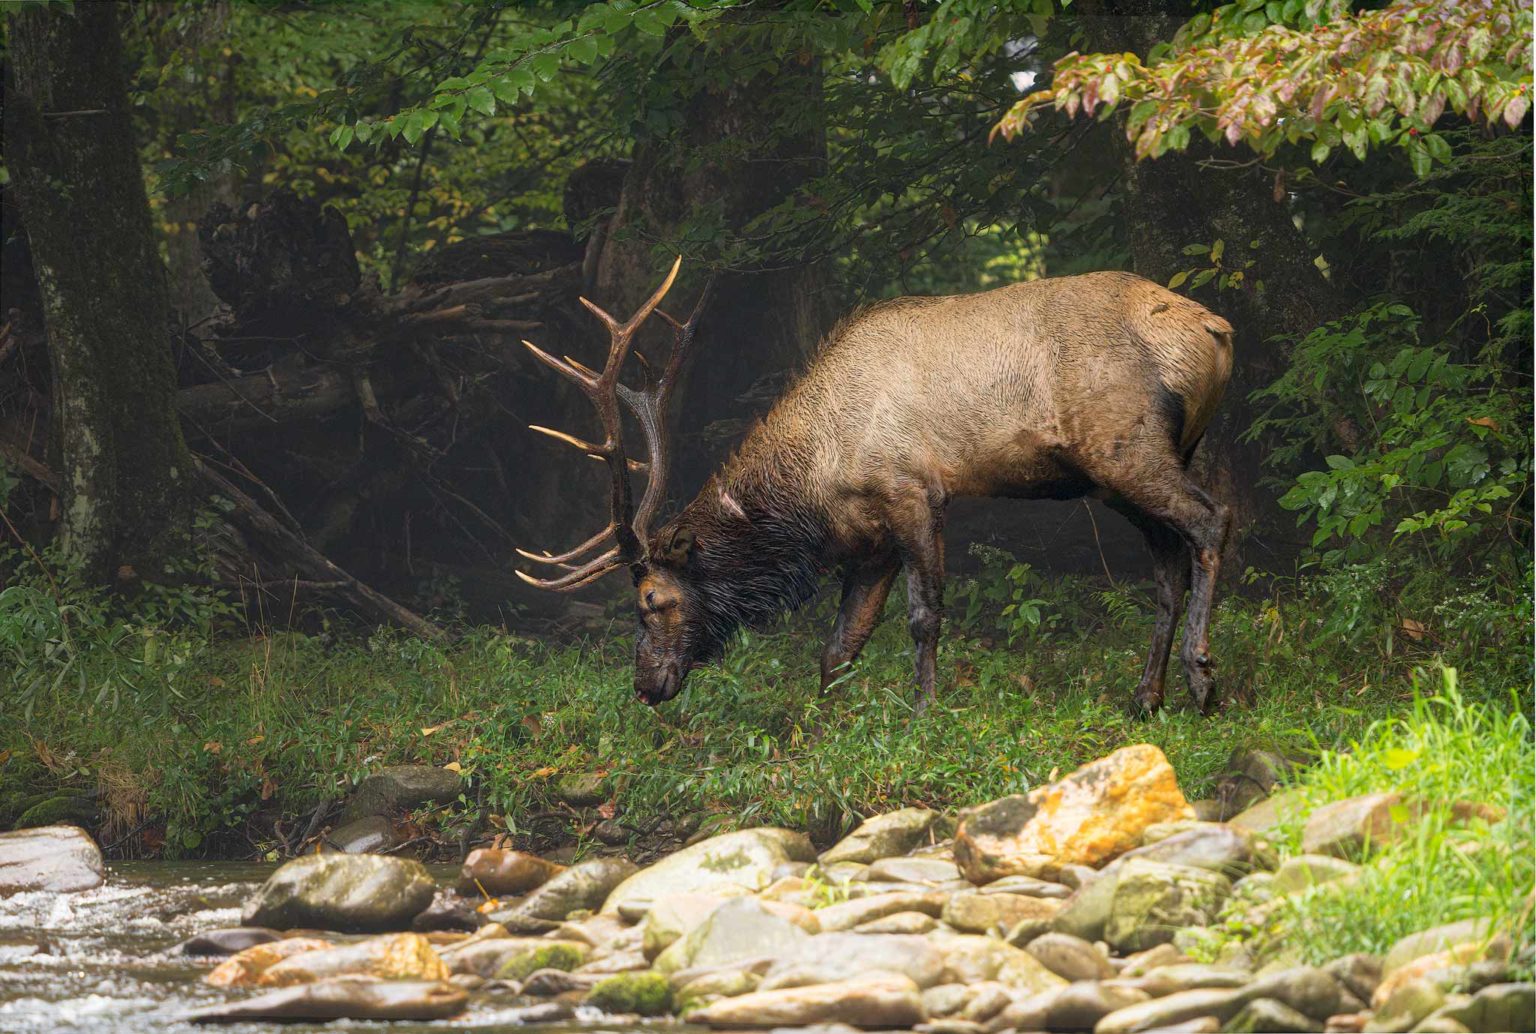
{"left": 6, "top": 2, "right": 196, "bottom": 583}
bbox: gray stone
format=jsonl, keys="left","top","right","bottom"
{"left": 642, "top": 893, "right": 736, "bottom": 959}
{"left": 1005, "top": 917, "right": 1053, "bottom": 947}
{"left": 1325, "top": 953, "right": 1383, "bottom": 1003}
{"left": 554, "top": 772, "right": 608, "bottom": 807}
{"left": 183, "top": 978, "right": 467, "bottom": 1023}
{"left": 492, "top": 857, "right": 637, "bottom": 932}
{"left": 1096, "top": 988, "right": 1244, "bottom": 1033}
{"left": 326, "top": 816, "right": 398, "bottom": 854}
{"left": 857, "top": 910, "right": 939, "bottom": 935}
{"left": 760, "top": 932, "right": 946, "bottom": 991}
{"left": 1303, "top": 792, "right": 1409, "bottom": 858}
{"left": 1103, "top": 860, "right": 1231, "bottom": 952}
{"left": 1052, "top": 863, "right": 1121, "bottom": 941}
{"left": 1228, "top": 791, "right": 1306, "bottom": 835}
{"left": 1134, "top": 963, "right": 1252, "bottom": 997}
{"left": 178, "top": 927, "right": 281, "bottom": 956}
{"left": 1131, "top": 823, "right": 1257, "bottom": 877}
{"left": 410, "top": 890, "right": 485, "bottom": 933}
{"left": 923, "top": 983, "right": 971, "bottom": 1018}
{"left": 1384, "top": 919, "right": 1497, "bottom": 975}
{"left": 1271, "top": 854, "right": 1360, "bottom": 896}
{"left": 602, "top": 828, "right": 814, "bottom": 914}
{"left": 339, "top": 765, "right": 462, "bottom": 824}
{"left": 0, "top": 825, "right": 104, "bottom": 894}
{"left": 684, "top": 976, "right": 927, "bottom": 1028}
{"left": 1433, "top": 982, "right": 1535, "bottom": 1034}
{"left": 944, "top": 888, "right": 1060, "bottom": 934}
{"left": 1221, "top": 997, "right": 1315, "bottom": 1032}
{"left": 1214, "top": 749, "right": 1296, "bottom": 818}
{"left": 1046, "top": 980, "right": 1152, "bottom": 1030}
{"left": 815, "top": 891, "right": 947, "bottom": 932}
{"left": 866, "top": 856, "right": 962, "bottom": 884}
{"left": 979, "top": 873, "right": 1074, "bottom": 898}
{"left": 959, "top": 981, "right": 1015, "bottom": 1023}
{"left": 1026, "top": 932, "right": 1114, "bottom": 982}
{"left": 821, "top": 808, "right": 943, "bottom": 865}
{"left": 1118, "top": 943, "right": 1189, "bottom": 976}
{"left": 1366, "top": 978, "right": 1447, "bottom": 1032}
{"left": 655, "top": 897, "right": 809, "bottom": 974}
{"left": 243, "top": 853, "right": 436, "bottom": 932}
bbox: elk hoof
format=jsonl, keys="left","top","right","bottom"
{"left": 1130, "top": 687, "right": 1164, "bottom": 718}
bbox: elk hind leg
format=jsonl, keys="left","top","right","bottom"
{"left": 1108, "top": 501, "right": 1190, "bottom": 715}
{"left": 820, "top": 554, "right": 900, "bottom": 693}
{"left": 894, "top": 507, "right": 946, "bottom": 714}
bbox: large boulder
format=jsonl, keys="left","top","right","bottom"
{"left": 1102, "top": 859, "right": 1231, "bottom": 952}
{"left": 0, "top": 825, "right": 104, "bottom": 894}
{"left": 491, "top": 856, "right": 637, "bottom": 932}
{"left": 339, "top": 765, "right": 463, "bottom": 824}
{"left": 601, "top": 828, "right": 814, "bottom": 915}
{"left": 759, "top": 932, "right": 947, "bottom": 991}
{"left": 653, "top": 897, "right": 809, "bottom": 974}
{"left": 457, "top": 848, "right": 564, "bottom": 896}
{"left": 242, "top": 853, "right": 436, "bottom": 933}
{"left": 185, "top": 978, "right": 467, "bottom": 1023}
{"left": 685, "top": 975, "right": 926, "bottom": 1027}
{"left": 819, "top": 808, "right": 944, "bottom": 865}
{"left": 205, "top": 938, "right": 334, "bottom": 987}
{"left": 954, "top": 744, "right": 1194, "bottom": 883}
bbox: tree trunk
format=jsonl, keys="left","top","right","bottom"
{"left": 592, "top": 15, "right": 832, "bottom": 498}
{"left": 6, "top": 2, "right": 196, "bottom": 583}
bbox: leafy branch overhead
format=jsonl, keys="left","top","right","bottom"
{"left": 995, "top": 0, "right": 1533, "bottom": 174}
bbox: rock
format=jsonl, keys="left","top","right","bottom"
{"left": 586, "top": 971, "right": 674, "bottom": 1016}
{"left": 14, "top": 794, "right": 98, "bottom": 829}
{"left": 1119, "top": 943, "right": 1189, "bottom": 976}
{"left": 324, "top": 815, "right": 398, "bottom": 854}
{"left": 959, "top": 981, "right": 1014, "bottom": 1023}
{"left": 1374, "top": 944, "right": 1504, "bottom": 1010}
{"left": 1271, "top": 854, "right": 1360, "bottom": 896}
{"left": 178, "top": 927, "right": 280, "bottom": 956}
{"left": 943, "top": 888, "right": 1061, "bottom": 933}
{"left": 761, "top": 932, "right": 946, "bottom": 991}
{"left": 1246, "top": 965, "right": 1342, "bottom": 1020}
{"left": 1132, "top": 823, "right": 1258, "bottom": 877}
{"left": 1133, "top": 964, "right": 1252, "bottom": 997}
{"left": 576, "top": 946, "right": 649, "bottom": 974}
{"left": 410, "top": 890, "right": 484, "bottom": 932}
{"left": 867, "top": 857, "right": 963, "bottom": 884}
{"left": 1223, "top": 996, "right": 1316, "bottom": 1032}
{"left": 655, "top": 897, "right": 810, "bottom": 974}
{"left": 685, "top": 975, "right": 927, "bottom": 1028}
{"left": 1228, "top": 791, "right": 1307, "bottom": 835}
{"left": 1303, "top": 792, "right": 1411, "bottom": 858}
{"left": 815, "top": 891, "right": 948, "bottom": 932}
{"left": 1096, "top": 988, "right": 1243, "bottom": 1033}
{"left": 593, "top": 819, "right": 627, "bottom": 845}
{"left": 1046, "top": 980, "right": 1152, "bottom": 1030}
{"left": 924, "top": 983, "right": 972, "bottom": 1018}
{"left": 438, "top": 935, "right": 566, "bottom": 977}
{"left": 858, "top": 910, "right": 939, "bottom": 934}
{"left": 677, "top": 967, "right": 763, "bottom": 1011}
{"left": 554, "top": 771, "right": 608, "bottom": 806}
{"left": 642, "top": 893, "right": 735, "bottom": 959}
{"left": 1103, "top": 860, "right": 1231, "bottom": 952}
{"left": 1365, "top": 978, "right": 1445, "bottom": 1032}
{"left": 1005, "top": 917, "right": 1053, "bottom": 947}
{"left": 457, "top": 848, "right": 565, "bottom": 896}
{"left": 185, "top": 978, "right": 467, "bottom": 1023}
{"left": 1214, "top": 748, "right": 1296, "bottom": 818}
{"left": 1026, "top": 932, "right": 1115, "bottom": 982}
{"left": 521, "top": 968, "right": 601, "bottom": 995}
{"left": 494, "top": 856, "right": 637, "bottom": 931}
{"left": 256, "top": 931, "right": 449, "bottom": 986}
{"left": 1432, "top": 982, "right": 1535, "bottom": 1034}
{"left": 602, "top": 828, "right": 814, "bottom": 914}
{"left": 1325, "top": 954, "right": 1383, "bottom": 1004}
{"left": 1193, "top": 799, "right": 1226, "bottom": 822}
{"left": 1383, "top": 919, "right": 1499, "bottom": 975}
{"left": 205, "top": 937, "right": 333, "bottom": 987}
{"left": 495, "top": 941, "right": 588, "bottom": 981}
{"left": 955, "top": 744, "right": 1194, "bottom": 883}
{"left": 933, "top": 934, "right": 1068, "bottom": 997}
{"left": 339, "top": 764, "right": 463, "bottom": 824}
{"left": 979, "top": 873, "right": 1075, "bottom": 898}
{"left": 821, "top": 808, "right": 943, "bottom": 865}
{"left": 243, "top": 853, "right": 436, "bottom": 933}
{"left": 1053, "top": 867, "right": 1122, "bottom": 942}
{"left": 0, "top": 825, "right": 105, "bottom": 894}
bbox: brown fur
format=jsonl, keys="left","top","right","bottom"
{"left": 637, "top": 271, "right": 1234, "bottom": 713}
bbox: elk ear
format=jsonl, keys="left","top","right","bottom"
{"left": 659, "top": 527, "right": 696, "bottom": 566}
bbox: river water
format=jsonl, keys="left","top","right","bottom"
{"left": 0, "top": 862, "right": 678, "bottom": 1033}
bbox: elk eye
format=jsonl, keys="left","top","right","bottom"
{"left": 645, "top": 591, "right": 656, "bottom": 608}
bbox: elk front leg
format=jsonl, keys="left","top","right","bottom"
{"left": 1109, "top": 501, "right": 1191, "bottom": 715}
{"left": 820, "top": 555, "right": 900, "bottom": 692}
{"left": 897, "top": 512, "right": 946, "bottom": 714}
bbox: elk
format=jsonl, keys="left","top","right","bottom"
{"left": 517, "top": 258, "right": 1234, "bottom": 714}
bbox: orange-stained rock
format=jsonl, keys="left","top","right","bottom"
{"left": 258, "top": 931, "right": 450, "bottom": 987}
{"left": 205, "top": 937, "right": 333, "bottom": 987}
{"left": 457, "top": 849, "right": 565, "bottom": 897}
{"left": 954, "top": 744, "right": 1194, "bottom": 883}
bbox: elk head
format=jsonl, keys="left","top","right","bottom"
{"left": 515, "top": 259, "right": 716, "bottom": 705}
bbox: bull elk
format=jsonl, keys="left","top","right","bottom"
{"left": 517, "top": 259, "right": 1234, "bottom": 714}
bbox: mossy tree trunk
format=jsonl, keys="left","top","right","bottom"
{"left": 6, "top": 2, "right": 196, "bottom": 583}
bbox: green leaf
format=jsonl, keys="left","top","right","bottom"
{"left": 1167, "top": 269, "right": 1191, "bottom": 289}
{"left": 466, "top": 86, "right": 496, "bottom": 117}
{"left": 1382, "top": 747, "right": 1420, "bottom": 771}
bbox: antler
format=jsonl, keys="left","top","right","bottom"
{"left": 515, "top": 258, "right": 711, "bottom": 591}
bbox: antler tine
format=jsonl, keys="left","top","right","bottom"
{"left": 522, "top": 339, "right": 597, "bottom": 393}
{"left": 515, "top": 523, "right": 615, "bottom": 566}
{"left": 514, "top": 547, "right": 625, "bottom": 590}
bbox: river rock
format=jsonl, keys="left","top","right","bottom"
{"left": 257, "top": 931, "right": 449, "bottom": 986}
{"left": 243, "top": 853, "right": 435, "bottom": 932}
{"left": 954, "top": 744, "right": 1194, "bottom": 883}
{"left": 1383, "top": 918, "right": 1499, "bottom": 975}
{"left": 1131, "top": 963, "right": 1251, "bottom": 997}
{"left": 582, "top": 970, "right": 673, "bottom": 1015}
{"left": 944, "top": 888, "right": 1061, "bottom": 933}
{"left": 0, "top": 825, "right": 105, "bottom": 894}
{"left": 1373, "top": 943, "right": 1501, "bottom": 1010}
{"left": 1325, "top": 954, "right": 1383, "bottom": 1003}
{"left": 677, "top": 966, "right": 762, "bottom": 1011}
{"left": 815, "top": 891, "right": 948, "bottom": 932}
{"left": 1367, "top": 977, "right": 1447, "bottom": 1032}
{"left": 602, "top": 828, "right": 814, "bottom": 914}
{"left": 1431, "top": 982, "right": 1536, "bottom": 1033}
{"left": 858, "top": 910, "right": 939, "bottom": 934}
{"left": 934, "top": 934, "right": 1068, "bottom": 996}
{"left": 686, "top": 975, "right": 927, "bottom": 1028}
{"left": 410, "top": 889, "right": 484, "bottom": 932}
{"left": 339, "top": 765, "right": 462, "bottom": 823}
{"left": 178, "top": 927, "right": 281, "bottom": 956}
{"left": 186, "top": 978, "right": 467, "bottom": 1023}
{"left": 205, "top": 937, "right": 333, "bottom": 987}
{"left": 1213, "top": 748, "right": 1296, "bottom": 818}
{"left": 1132, "top": 823, "right": 1258, "bottom": 876}
{"left": 1103, "top": 859, "right": 1231, "bottom": 952}
{"left": 761, "top": 932, "right": 946, "bottom": 991}
{"left": 821, "top": 808, "right": 943, "bottom": 865}
{"left": 1302, "top": 792, "right": 1412, "bottom": 858}
{"left": 324, "top": 815, "right": 398, "bottom": 854}
{"left": 554, "top": 771, "right": 608, "bottom": 806}
{"left": 642, "top": 893, "right": 732, "bottom": 959}
{"left": 1046, "top": 980, "right": 1152, "bottom": 1030}
{"left": 1025, "top": 932, "right": 1114, "bottom": 982}
{"left": 493, "top": 856, "right": 637, "bottom": 931}
{"left": 496, "top": 941, "right": 589, "bottom": 980}
{"left": 1271, "top": 854, "right": 1360, "bottom": 896}
{"left": 979, "top": 873, "right": 1075, "bottom": 898}
{"left": 656, "top": 897, "right": 809, "bottom": 974}
{"left": 458, "top": 848, "right": 565, "bottom": 896}
{"left": 866, "top": 856, "right": 962, "bottom": 884}
{"left": 438, "top": 935, "right": 560, "bottom": 977}
{"left": 1227, "top": 790, "right": 1306, "bottom": 835}
{"left": 1224, "top": 996, "right": 1316, "bottom": 1032}
{"left": 1095, "top": 987, "right": 1240, "bottom": 1033}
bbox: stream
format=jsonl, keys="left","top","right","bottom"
{"left": 0, "top": 862, "right": 674, "bottom": 1033}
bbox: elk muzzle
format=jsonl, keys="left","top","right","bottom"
{"left": 634, "top": 660, "right": 688, "bottom": 706}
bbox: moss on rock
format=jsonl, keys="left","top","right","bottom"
{"left": 585, "top": 971, "right": 674, "bottom": 1016}
{"left": 495, "top": 942, "right": 587, "bottom": 981}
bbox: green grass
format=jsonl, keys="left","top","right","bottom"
{"left": 4, "top": 550, "right": 1529, "bottom": 875}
